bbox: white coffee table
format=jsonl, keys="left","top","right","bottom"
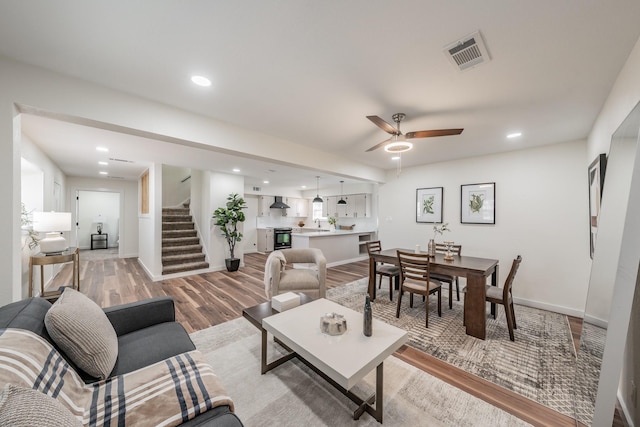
{"left": 261, "top": 298, "right": 408, "bottom": 423}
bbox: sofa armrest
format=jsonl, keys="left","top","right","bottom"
{"left": 103, "top": 296, "right": 176, "bottom": 336}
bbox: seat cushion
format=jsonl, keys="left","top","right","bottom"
{"left": 44, "top": 288, "right": 118, "bottom": 380}
{"left": 377, "top": 265, "right": 399, "bottom": 275}
{"left": 110, "top": 321, "right": 196, "bottom": 377}
{"left": 0, "top": 384, "right": 82, "bottom": 427}
{"left": 279, "top": 269, "right": 319, "bottom": 291}
{"left": 430, "top": 272, "right": 454, "bottom": 283}
{"left": 485, "top": 285, "right": 511, "bottom": 302}
{"left": 403, "top": 278, "right": 441, "bottom": 293}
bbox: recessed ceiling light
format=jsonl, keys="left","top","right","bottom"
{"left": 191, "top": 75, "right": 211, "bottom": 87}
{"left": 507, "top": 132, "right": 522, "bottom": 139}
{"left": 96, "top": 147, "right": 109, "bottom": 152}
{"left": 99, "top": 171, "right": 108, "bottom": 175}
{"left": 98, "top": 161, "right": 108, "bottom": 166}
{"left": 232, "top": 168, "right": 240, "bottom": 173}
{"left": 263, "top": 180, "right": 269, "bottom": 184}
{"left": 301, "top": 185, "right": 307, "bottom": 189}
{"left": 391, "top": 156, "right": 400, "bottom": 160}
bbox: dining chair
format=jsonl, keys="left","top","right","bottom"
{"left": 396, "top": 250, "right": 442, "bottom": 328}
{"left": 467, "top": 255, "right": 522, "bottom": 341}
{"left": 431, "top": 243, "right": 462, "bottom": 309}
{"left": 366, "top": 241, "right": 399, "bottom": 301}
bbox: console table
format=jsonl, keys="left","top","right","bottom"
{"left": 28, "top": 247, "right": 80, "bottom": 300}
{"left": 91, "top": 233, "right": 108, "bottom": 250}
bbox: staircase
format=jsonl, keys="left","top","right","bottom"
{"left": 161, "top": 207, "right": 209, "bottom": 275}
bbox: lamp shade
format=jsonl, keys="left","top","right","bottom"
{"left": 33, "top": 212, "right": 72, "bottom": 255}
{"left": 33, "top": 212, "right": 72, "bottom": 232}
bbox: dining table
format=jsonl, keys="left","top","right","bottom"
{"left": 368, "top": 248, "right": 499, "bottom": 340}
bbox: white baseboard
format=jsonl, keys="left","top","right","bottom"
{"left": 327, "top": 256, "right": 368, "bottom": 268}
{"left": 512, "top": 296, "right": 584, "bottom": 318}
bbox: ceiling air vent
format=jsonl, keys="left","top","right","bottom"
{"left": 109, "top": 157, "right": 134, "bottom": 163}
{"left": 443, "top": 31, "right": 490, "bottom": 71}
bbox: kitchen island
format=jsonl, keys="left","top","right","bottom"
{"left": 291, "top": 229, "right": 375, "bottom": 266}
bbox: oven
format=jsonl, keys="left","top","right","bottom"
{"left": 273, "top": 227, "right": 292, "bottom": 249}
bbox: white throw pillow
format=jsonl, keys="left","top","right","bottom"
{"left": 0, "top": 384, "right": 82, "bottom": 427}
{"left": 45, "top": 288, "right": 118, "bottom": 380}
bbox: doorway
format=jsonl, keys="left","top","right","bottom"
{"left": 75, "top": 190, "right": 121, "bottom": 257}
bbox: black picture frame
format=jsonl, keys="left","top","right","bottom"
{"left": 461, "top": 182, "right": 495, "bottom": 224}
{"left": 416, "top": 187, "right": 443, "bottom": 223}
{"left": 588, "top": 153, "right": 607, "bottom": 258}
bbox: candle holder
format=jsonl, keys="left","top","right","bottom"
{"left": 443, "top": 241, "right": 455, "bottom": 261}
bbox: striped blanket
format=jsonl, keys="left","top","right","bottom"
{"left": 0, "top": 328, "right": 234, "bottom": 426}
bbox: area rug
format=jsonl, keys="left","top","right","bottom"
{"left": 190, "top": 318, "right": 531, "bottom": 426}
{"left": 326, "top": 278, "right": 577, "bottom": 418}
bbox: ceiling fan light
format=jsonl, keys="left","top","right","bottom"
{"left": 384, "top": 141, "right": 413, "bottom": 153}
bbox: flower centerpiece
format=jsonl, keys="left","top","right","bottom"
{"left": 328, "top": 216, "right": 338, "bottom": 231}
{"left": 429, "top": 222, "right": 451, "bottom": 257}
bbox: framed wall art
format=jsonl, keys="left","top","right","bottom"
{"left": 416, "top": 187, "right": 443, "bottom": 223}
{"left": 588, "top": 153, "right": 607, "bottom": 258}
{"left": 461, "top": 182, "right": 495, "bottom": 224}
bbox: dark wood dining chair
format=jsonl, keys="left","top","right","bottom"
{"left": 366, "top": 241, "right": 399, "bottom": 301}
{"left": 431, "top": 243, "right": 462, "bottom": 309}
{"left": 396, "top": 250, "right": 442, "bottom": 328}
{"left": 484, "top": 255, "right": 522, "bottom": 341}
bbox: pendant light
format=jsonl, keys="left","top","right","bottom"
{"left": 313, "top": 176, "right": 323, "bottom": 204}
{"left": 337, "top": 180, "right": 347, "bottom": 205}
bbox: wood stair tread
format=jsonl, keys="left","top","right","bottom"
{"left": 162, "top": 261, "right": 209, "bottom": 275}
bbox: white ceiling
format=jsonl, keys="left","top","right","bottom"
{"left": 3, "top": 1, "right": 640, "bottom": 188}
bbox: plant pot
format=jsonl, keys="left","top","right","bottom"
{"left": 225, "top": 258, "right": 240, "bottom": 272}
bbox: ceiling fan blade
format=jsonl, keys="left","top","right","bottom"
{"left": 365, "top": 138, "right": 392, "bottom": 152}
{"left": 366, "top": 115, "right": 399, "bottom": 135}
{"left": 405, "top": 128, "right": 464, "bottom": 139}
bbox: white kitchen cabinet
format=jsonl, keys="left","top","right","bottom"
{"left": 334, "top": 194, "right": 370, "bottom": 218}
{"left": 257, "top": 228, "right": 274, "bottom": 252}
{"left": 258, "top": 196, "right": 273, "bottom": 217}
{"left": 323, "top": 196, "right": 337, "bottom": 218}
{"left": 286, "top": 197, "right": 309, "bottom": 217}
{"left": 352, "top": 194, "right": 371, "bottom": 218}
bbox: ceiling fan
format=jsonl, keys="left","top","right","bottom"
{"left": 365, "top": 113, "right": 463, "bottom": 152}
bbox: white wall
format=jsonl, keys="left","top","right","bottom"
{"left": 137, "top": 165, "right": 159, "bottom": 278}
{"left": 162, "top": 165, "right": 191, "bottom": 207}
{"left": 66, "top": 176, "right": 139, "bottom": 258}
{"left": 585, "top": 36, "right": 640, "bottom": 426}
{"left": 378, "top": 139, "right": 591, "bottom": 316}
{"left": 20, "top": 133, "right": 67, "bottom": 299}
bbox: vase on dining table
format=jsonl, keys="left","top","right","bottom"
{"left": 428, "top": 239, "right": 436, "bottom": 257}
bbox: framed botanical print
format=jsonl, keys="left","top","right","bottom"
{"left": 588, "top": 153, "right": 607, "bottom": 258}
{"left": 416, "top": 187, "right": 443, "bottom": 223}
{"left": 461, "top": 182, "right": 495, "bottom": 224}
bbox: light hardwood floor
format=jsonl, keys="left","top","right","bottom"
{"left": 49, "top": 250, "right": 620, "bottom": 427}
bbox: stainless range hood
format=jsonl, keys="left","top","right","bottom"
{"left": 270, "top": 196, "right": 290, "bottom": 209}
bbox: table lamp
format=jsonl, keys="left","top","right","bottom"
{"left": 33, "top": 211, "right": 72, "bottom": 255}
{"left": 93, "top": 214, "right": 104, "bottom": 234}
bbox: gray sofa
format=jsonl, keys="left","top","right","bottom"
{"left": 0, "top": 295, "right": 243, "bottom": 427}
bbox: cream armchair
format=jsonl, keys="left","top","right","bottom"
{"left": 264, "top": 248, "right": 327, "bottom": 299}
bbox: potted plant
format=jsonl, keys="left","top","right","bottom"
{"left": 212, "top": 193, "right": 247, "bottom": 272}
{"left": 21, "top": 202, "right": 40, "bottom": 251}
